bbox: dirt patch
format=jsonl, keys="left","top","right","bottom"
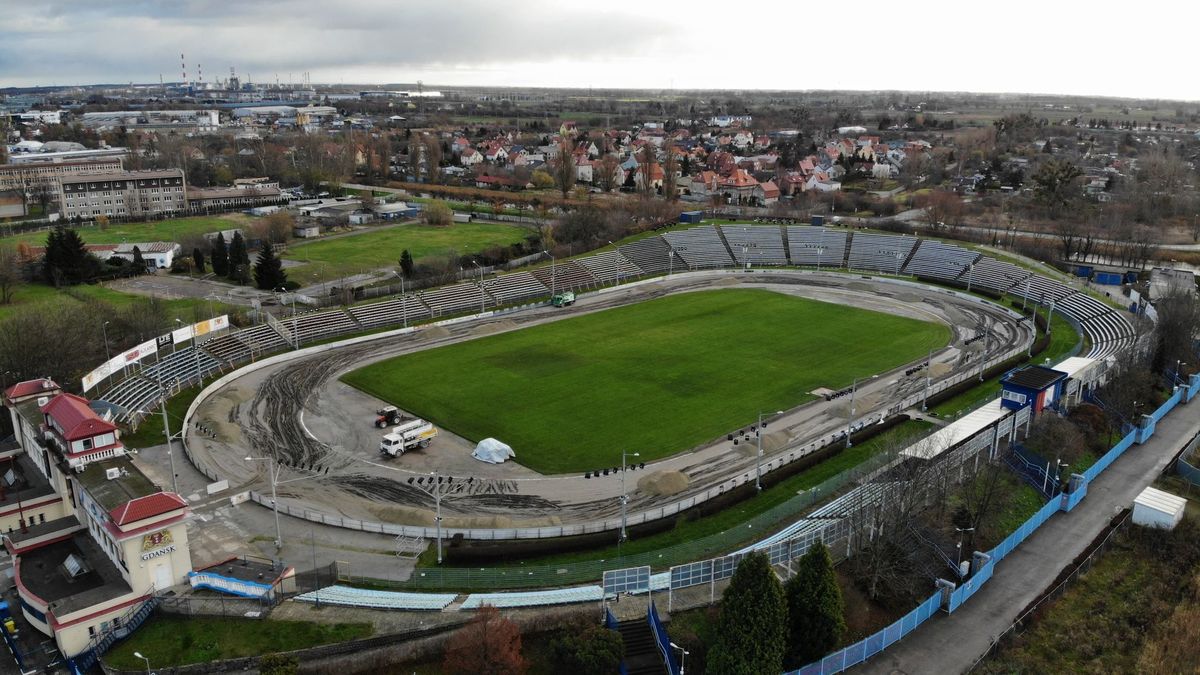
{"left": 422, "top": 326, "right": 451, "bottom": 339}
{"left": 894, "top": 292, "right": 922, "bottom": 303}
{"left": 368, "top": 504, "right": 436, "bottom": 526}
{"left": 930, "top": 362, "right": 954, "bottom": 377}
{"left": 638, "top": 470, "right": 690, "bottom": 496}
{"left": 847, "top": 282, "right": 873, "bottom": 292}
{"left": 473, "top": 319, "right": 517, "bottom": 336}
{"left": 715, "top": 277, "right": 740, "bottom": 286}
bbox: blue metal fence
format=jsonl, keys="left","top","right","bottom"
{"left": 785, "top": 591, "right": 943, "bottom": 675}
{"left": 648, "top": 602, "right": 680, "bottom": 675}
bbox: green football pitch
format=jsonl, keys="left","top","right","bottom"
{"left": 341, "top": 288, "right": 950, "bottom": 474}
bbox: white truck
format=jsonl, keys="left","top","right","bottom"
{"left": 379, "top": 418, "right": 439, "bottom": 457}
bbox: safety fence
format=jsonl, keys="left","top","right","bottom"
{"left": 786, "top": 375, "right": 1200, "bottom": 674}
{"left": 649, "top": 602, "right": 680, "bottom": 675}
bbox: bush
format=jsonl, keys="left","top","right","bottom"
{"left": 423, "top": 200, "right": 453, "bottom": 226}
{"left": 258, "top": 653, "right": 298, "bottom": 675}
{"left": 549, "top": 625, "right": 623, "bottom": 675}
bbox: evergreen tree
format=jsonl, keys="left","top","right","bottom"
{"left": 130, "top": 246, "right": 146, "bottom": 275}
{"left": 211, "top": 232, "right": 229, "bottom": 276}
{"left": 227, "top": 231, "right": 250, "bottom": 283}
{"left": 42, "top": 226, "right": 63, "bottom": 285}
{"left": 399, "top": 249, "right": 415, "bottom": 278}
{"left": 254, "top": 243, "right": 287, "bottom": 290}
{"left": 708, "top": 552, "right": 786, "bottom": 675}
{"left": 43, "top": 225, "right": 97, "bottom": 286}
{"left": 192, "top": 247, "right": 206, "bottom": 273}
{"left": 784, "top": 543, "right": 846, "bottom": 668}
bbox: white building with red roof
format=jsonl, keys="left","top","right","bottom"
{"left": 2, "top": 379, "right": 192, "bottom": 663}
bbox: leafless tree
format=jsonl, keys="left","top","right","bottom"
{"left": 549, "top": 139, "right": 575, "bottom": 198}
{"left": 0, "top": 246, "right": 19, "bottom": 305}
{"left": 637, "top": 144, "right": 658, "bottom": 199}
{"left": 422, "top": 135, "right": 443, "bottom": 185}
{"left": 597, "top": 154, "right": 621, "bottom": 193}
{"left": 663, "top": 143, "right": 679, "bottom": 201}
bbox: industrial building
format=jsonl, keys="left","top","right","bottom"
{"left": 80, "top": 110, "right": 221, "bottom": 132}
{"left": 2, "top": 379, "right": 192, "bottom": 660}
{"left": 0, "top": 158, "right": 124, "bottom": 193}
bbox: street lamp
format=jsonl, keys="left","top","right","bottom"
{"left": 133, "top": 651, "right": 150, "bottom": 674}
{"left": 392, "top": 271, "right": 407, "bottom": 328}
{"left": 245, "top": 455, "right": 323, "bottom": 550}
{"left": 670, "top": 642, "right": 690, "bottom": 675}
{"left": 921, "top": 347, "right": 933, "bottom": 412}
{"left": 471, "top": 260, "right": 485, "bottom": 314}
{"left": 955, "top": 527, "right": 975, "bottom": 577}
{"left": 607, "top": 241, "right": 624, "bottom": 284}
{"left": 966, "top": 262, "right": 975, "bottom": 292}
{"left": 427, "top": 470, "right": 467, "bottom": 564}
{"left": 845, "top": 375, "right": 877, "bottom": 448}
{"left": 755, "top": 410, "right": 784, "bottom": 491}
{"left": 894, "top": 251, "right": 904, "bottom": 276}
{"left": 667, "top": 250, "right": 675, "bottom": 278}
{"left": 542, "top": 250, "right": 556, "bottom": 297}
{"left": 619, "top": 450, "right": 640, "bottom": 545}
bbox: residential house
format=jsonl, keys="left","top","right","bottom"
{"left": 460, "top": 148, "right": 483, "bottom": 166}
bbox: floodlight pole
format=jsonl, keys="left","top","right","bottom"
{"left": 966, "top": 262, "right": 975, "bottom": 292}
{"left": 392, "top": 271, "right": 407, "bottom": 328}
{"left": 668, "top": 250, "right": 674, "bottom": 278}
{"left": 755, "top": 410, "right": 783, "bottom": 491}
{"left": 432, "top": 470, "right": 443, "bottom": 564}
{"left": 619, "top": 450, "right": 639, "bottom": 548}
{"left": 922, "top": 347, "right": 933, "bottom": 412}
{"left": 245, "top": 456, "right": 321, "bottom": 551}
{"left": 472, "top": 260, "right": 485, "bottom": 314}
{"left": 543, "top": 250, "right": 556, "bottom": 297}
{"left": 845, "top": 376, "right": 874, "bottom": 448}
{"left": 955, "top": 526, "right": 975, "bottom": 576}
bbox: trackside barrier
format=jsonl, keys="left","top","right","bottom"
{"left": 786, "top": 380, "right": 1194, "bottom": 674}
{"left": 785, "top": 591, "right": 942, "bottom": 675}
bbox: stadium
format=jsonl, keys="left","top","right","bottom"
{"left": 156, "top": 223, "right": 1129, "bottom": 546}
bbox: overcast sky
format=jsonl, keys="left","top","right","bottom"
{"left": 2, "top": 0, "right": 1196, "bottom": 101}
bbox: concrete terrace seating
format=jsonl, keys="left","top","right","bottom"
{"left": 349, "top": 295, "right": 433, "bottom": 328}
{"left": 237, "top": 324, "right": 290, "bottom": 355}
{"left": 1082, "top": 312, "right": 1135, "bottom": 359}
{"left": 198, "top": 333, "right": 254, "bottom": 365}
{"left": 283, "top": 309, "right": 358, "bottom": 343}
{"left": 662, "top": 226, "right": 734, "bottom": 268}
{"left": 847, "top": 232, "right": 918, "bottom": 274}
{"left": 1055, "top": 292, "right": 1109, "bottom": 321}
{"left": 618, "top": 235, "right": 674, "bottom": 275}
{"left": 720, "top": 225, "right": 788, "bottom": 266}
{"left": 577, "top": 250, "right": 643, "bottom": 283}
{"left": 786, "top": 226, "right": 848, "bottom": 268}
{"left": 100, "top": 375, "right": 161, "bottom": 423}
{"left": 530, "top": 260, "right": 597, "bottom": 292}
{"left": 483, "top": 271, "right": 550, "bottom": 304}
{"left": 420, "top": 282, "right": 491, "bottom": 315}
{"left": 294, "top": 585, "right": 456, "bottom": 611}
{"left": 1011, "top": 275, "right": 1074, "bottom": 304}
{"left": 966, "top": 257, "right": 1031, "bottom": 295}
{"left": 460, "top": 585, "right": 604, "bottom": 610}
{"left": 142, "top": 347, "right": 221, "bottom": 387}
{"left": 903, "top": 240, "right": 981, "bottom": 282}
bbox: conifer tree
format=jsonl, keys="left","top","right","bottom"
{"left": 708, "top": 551, "right": 786, "bottom": 675}
{"left": 785, "top": 542, "right": 846, "bottom": 668}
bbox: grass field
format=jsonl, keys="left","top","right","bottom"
{"left": 0, "top": 282, "right": 237, "bottom": 323}
{"left": 104, "top": 616, "right": 371, "bottom": 669}
{"left": 0, "top": 214, "right": 250, "bottom": 249}
{"left": 282, "top": 221, "right": 531, "bottom": 282}
{"left": 343, "top": 288, "right": 949, "bottom": 474}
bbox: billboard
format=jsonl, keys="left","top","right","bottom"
{"left": 81, "top": 315, "right": 230, "bottom": 393}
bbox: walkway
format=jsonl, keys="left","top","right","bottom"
{"left": 856, "top": 400, "right": 1200, "bottom": 674}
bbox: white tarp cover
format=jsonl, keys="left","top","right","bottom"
{"left": 473, "top": 438, "right": 515, "bottom": 464}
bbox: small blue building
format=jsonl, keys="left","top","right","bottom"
{"left": 1000, "top": 365, "right": 1068, "bottom": 414}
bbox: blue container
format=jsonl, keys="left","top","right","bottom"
{"left": 1124, "top": 271, "right": 1139, "bottom": 284}
{"left": 811, "top": 215, "right": 825, "bottom": 226}
{"left": 1074, "top": 265, "right": 1093, "bottom": 278}
{"left": 679, "top": 211, "right": 703, "bottom": 224}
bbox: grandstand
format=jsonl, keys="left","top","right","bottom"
{"left": 100, "top": 375, "right": 161, "bottom": 423}
{"left": 662, "top": 226, "right": 735, "bottom": 268}
{"left": 420, "top": 282, "right": 493, "bottom": 316}
{"left": 282, "top": 309, "right": 359, "bottom": 343}
{"left": 483, "top": 271, "right": 550, "bottom": 304}
{"left": 530, "top": 260, "right": 598, "bottom": 292}
{"left": 721, "top": 225, "right": 788, "bottom": 266}
{"left": 786, "top": 226, "right": 848, "bottom": 268}
{"left": 141, "top": 346, "right": 222, "bottom": 387}
{"left": 963, "top": 257, "right": 1031, "bottom": 295}
{"left": 294, "top": 586, "right": 456, "bottom": 611}
{"left": 903, "top": 240, "right": 980, "bottom": 282}
{"left": 847, "top": 232, "right": 919, "bottom": 274}
{"left": 617, "top": 235, "right": 674, "bottom": 275}
{"left": 460, "top": 585, "right": 604, "bottom": 609}
{"left": 349, "top": 295, "right": 433, "bottom": 328}
{"left": 577, "top": 250, "right": 643, "bottom": 284}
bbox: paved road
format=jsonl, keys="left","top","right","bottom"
{"left": 857, "top": 397, "right": 1200, "bottom": 675}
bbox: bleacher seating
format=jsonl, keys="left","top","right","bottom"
{"left": 966, "top": 257, "right": 1031, "bottom": 295}
{"left": 236, "top": 324, "right": 290, "bottom": 355}
{"left": 1011, "top": 275, "right": 1074, "bottom": 304}
{"left": 618, "top": 235, "right": 674, "bottom": 275}
{"left": 484, "top": 271, "right": 550, "bottom": 304}
{"left": 1055, "top": 292, "right": 1109, "bottom": 321}
{"left": 460, "top": 585, "right": 604, "bottom": 610}
{"left": 720, "top": 225, "right": 788, "bottom": 266}
{"left": 786, "top": 226, "right": 848, "bottom": 267}
{"left": 294, "top": 585, "right": 456, "bottom": 611}
{"left": 662, "top": 226, "right": 734, "bottom": 268}
{"left": 349, "top": 295, "right": 434, "bottom": 328}
{"left": 846, "top": 232, "right": 918, "bottom": 273}
{"left": 142, "top": 347, "right": 221, "bottom": 387}
{"left": 577, "top": 251, "right": 643, "bottom": 283}
{"left": 283, "top": 309, "right": 358, "bottom": 343}
{"left": 198, "top": 332, "right": 252, "bottom": 365}
{"left": 1082, "top": 312, "right": 1135, "bottom": 359}
{"left": 420, "top": 282, "right": 492, "bottom": 316}
{"left": 903, "top": 240, "right": 980, "bottom": 282}
{"left": 530, "top": 260, "right": 597, "bottom": 292}
{"left": 100, "top": 375, "right": 161, "bottom": 423}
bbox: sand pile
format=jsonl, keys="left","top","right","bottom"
{"left": 423, "top": 326, "right": 451, "bottom": 339}
{"left": 638, "top": 471, "right": 690, "bottom": 496}
{"left": 474, "top": 319, "right": 518, "bottom": 336}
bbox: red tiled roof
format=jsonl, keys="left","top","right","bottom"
{"left": 40, "top": 393, "right": 116, "bottom": 441}
{"left": 4, "top": 379, "right": 60, "bottom": 401}
{"left": 108, "top": 492, "right": 187, "bottom": 527}
{"left": 719, "top": 168, "right": 758, "bottom": 189}
{"left": 760, "top": 180, "right": 780, "bottom": 198}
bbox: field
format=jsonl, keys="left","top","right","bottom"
{"left": 0, "top": 282, "right": 236, "bottom": 323}
{"left": 0, "top": 214, "right": 250, "bottom": 248}
{"left": 343, "top": 288, "right": 950, "bottom": 474}
{"left": 282, "top": 221, "right": 531, "bottom": 282}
